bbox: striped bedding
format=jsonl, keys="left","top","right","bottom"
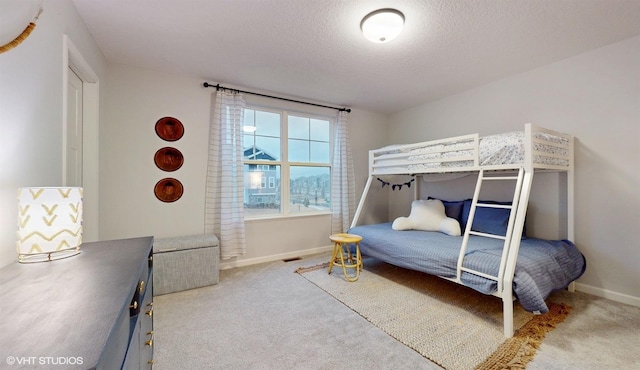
{"left": 374, "top": 130, "right": 570, "bottom": 173}
{"left": 348, "top": 223, "right": 586, "bottom": 313}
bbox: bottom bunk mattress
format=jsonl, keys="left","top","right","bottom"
{"left": 348, "top": 223, "right": 586, "bottom": 313}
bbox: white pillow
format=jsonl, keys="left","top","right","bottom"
{"left": 392, "top": 199, "right": 461, "bottom": 236}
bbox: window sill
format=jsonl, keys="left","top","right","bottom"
{"left": 244, "top": 212, "right": 331, "bottom": 223}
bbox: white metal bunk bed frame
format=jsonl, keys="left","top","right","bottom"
{"left": 350, "top": 123, "right": 574, "bottom": 337}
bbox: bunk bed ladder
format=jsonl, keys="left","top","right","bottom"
{"left": 456, "top": 168, "right": 525, "bottom": 294}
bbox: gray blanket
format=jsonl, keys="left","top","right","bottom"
{"left": 348, "top": 223, "right": 586, "bottom": 313}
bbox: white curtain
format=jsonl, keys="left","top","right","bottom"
{"left": 205, "top": 90, "right": 246, "bottom": 259}
{"left": 331, "top": 111, "right": 356, "bottom": 234}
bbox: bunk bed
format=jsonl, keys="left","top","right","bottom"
{"left": 348, "top": 123, "right": 586, "bottom": 338}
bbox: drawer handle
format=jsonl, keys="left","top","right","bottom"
{"left": 129, "top": 301, "right": 138, "bottom": 310}
{"left": 145, "top": 339, "right": 153, "bottom": 347}
{"left": 139, "top": 280, "right": 145, "bottom": 293}
{"left": 147, "top": 302, "right": 153, "bottom": 307}
{"left": 146, "top": 309, "right": 153, "bottom": 318}
{"left": 147, "top": 330, "right": 154, "bottom": 336}
{"left": 148, "top": 360, "right": 154, "bottom": 365}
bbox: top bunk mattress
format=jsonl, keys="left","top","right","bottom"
{"left": 372, "top": 126, "right": 572, "bottom": 175}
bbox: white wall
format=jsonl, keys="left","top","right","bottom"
{"left": 388, "top": 36, "right": 640, "bottom": 304}
{"left": 0, "top": 0, "right": 106, "bottom": 268}
{"left": 102, "top": 64, "right": 389, "bottom": 266}
{"left": 101, "top": 65, "right": 211, "bottom": 239}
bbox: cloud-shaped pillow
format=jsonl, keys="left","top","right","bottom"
{"left": 392, "top": 199, "right": 461, "bottom": 236}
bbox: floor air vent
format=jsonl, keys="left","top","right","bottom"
{"left": 282, "top": 257, "right": 302, "bottom": 262}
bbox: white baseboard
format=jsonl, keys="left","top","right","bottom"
{"left": 575, "top": 282, "right": 640, "bottom": 307}
{"left": 219, "top": 245, "right": 333, "bottom": 270}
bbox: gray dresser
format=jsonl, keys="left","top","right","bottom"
{"left": 0, "top": 237, "right": 154, "bottom": 369}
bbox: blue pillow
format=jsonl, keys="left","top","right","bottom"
{"left": 427, "top": 197, "right": 464, "bottom": 224}
{"left": 460, "top": 199, "right": 527, "bottom": 238}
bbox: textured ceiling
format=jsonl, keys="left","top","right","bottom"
{"left": 72, "top": 0, "right": 640, "bottom": 114}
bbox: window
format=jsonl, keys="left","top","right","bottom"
{"left": 243, "top": 107, "right": 332, "bottom": 218}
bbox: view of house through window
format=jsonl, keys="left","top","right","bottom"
{"left": 243, "top": 107, "right": 332, "bottom": 218}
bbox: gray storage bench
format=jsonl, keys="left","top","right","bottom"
{"left": 153, "top": 234, "right": 220, "bottom": 296}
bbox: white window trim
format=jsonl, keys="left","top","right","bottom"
{"left": 243, "top": 105, "right": 334, "bottom": 220}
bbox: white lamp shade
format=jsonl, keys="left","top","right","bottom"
{"left": 361, "top": 9, "right": 405, "bottom": 43}
{"left": 16, "top": 187, "right": 83, "bottom": 263}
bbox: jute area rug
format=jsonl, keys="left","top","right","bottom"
{"left": 296, "top": 258, "right": 570, "bottom": 370}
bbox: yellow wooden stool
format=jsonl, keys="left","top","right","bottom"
{"left": 328, "top": 233, "right": 363, "bottom": 282}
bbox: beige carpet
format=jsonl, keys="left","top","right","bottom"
{"left": 296, "top": 260, "right": 570, "bottom": 370}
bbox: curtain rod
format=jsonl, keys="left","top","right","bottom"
{"left": 203, "top": 82, "right": 351, "bottom": 113}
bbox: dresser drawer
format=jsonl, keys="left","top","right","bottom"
{"left": 122, "top": 318, "right": 140, "bottom": 370}
{"left": 98, "top": 305, "right": 131, "bottom": 370}
{"left": 140, "top": 273, "right": 154, "bottom": 368}
{"left": 124, "top": 247, "right": 154, "bottom": 369}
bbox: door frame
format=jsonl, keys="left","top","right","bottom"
{"left": 63, "top": 35, "right": 99, "bottom": 242}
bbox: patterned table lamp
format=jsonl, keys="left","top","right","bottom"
{"left": 16, "top": 187, "right": 83, "bottom": 263}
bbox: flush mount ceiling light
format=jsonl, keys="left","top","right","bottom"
{"left": 360, "top": 8, "right": 405, "bottom": 43}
